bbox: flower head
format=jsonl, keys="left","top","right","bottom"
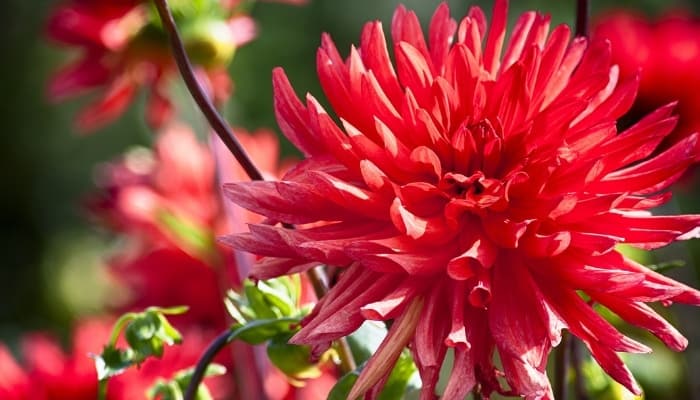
{"left": 224, "top": 1, "right": 700, "bottom": 398}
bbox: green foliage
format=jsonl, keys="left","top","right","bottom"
{"left": 266, "top": 334, "right": 322, "bottom": 381}
{"left": 223, "top": 276, "right": 332, "bottom": 384}
{"left": 147, "top": 363, "right": 226, "bottom": 400}
{"left": 225, "top": 276, "right": 302, "bottom": 325}
{"left": 92, "top": 307, "right": 188, "bottom": 382}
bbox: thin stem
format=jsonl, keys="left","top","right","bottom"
{"left": 183, "top": 329, "right": 232, "bottom": 400}
{"left": 153, "top": 0, "right": 264, "bottom": 182}
{"left": 183, "top": 318, "right": 299, "bottom": 400}
{"left": 570, "top": 338, "right": 589, "bottom": 400}
{"left": 153, "top": 0, "right": 356, "bottom": 380}
{"left": 306, "top": 266, "right": 357, "bottom": 374}
{"left": 554, "top": 332, "right": 570, "bottom": 400}
{"left": 97, "top": 379, "right": 108, "bottom": 400}
{"left": 575, "top": 0, "right": 590, "bottom": 38}
{"left": 107, "top": 313, "right": 135, "bottom": 347}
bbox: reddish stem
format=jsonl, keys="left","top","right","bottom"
{"left": 576, "top": 0, "right": 590, "bottom": 38}
{"left": 153, "top": 0, "right": 264, "bottom": 182}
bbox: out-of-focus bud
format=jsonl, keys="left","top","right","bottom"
{"left": 183, "top": 18, "right": 237, "bottom": 67}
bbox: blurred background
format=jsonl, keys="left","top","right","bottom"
{"left": 1, "top": 0, "right": 699, "bottom": 398}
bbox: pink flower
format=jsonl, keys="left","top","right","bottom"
{"left": 47, "top": 0, "right": 255, "bottom": 132}
{"left": 224, "top": 1, "right": 700, "bottom": 398}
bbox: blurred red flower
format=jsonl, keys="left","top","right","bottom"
{"left": 224, "top": 0, "right": 700, "bottom": 398}
{"left": 594, "top": 10, "right": 700, "bottom": 144}
{"left": 46, "top": 0, "right": 255, "bottom": 132}
{"left": 89, "top": 124, "right": 333, "bottom": 398}
{"left": 0, "top": 320, "right": 231, "bottom": 400}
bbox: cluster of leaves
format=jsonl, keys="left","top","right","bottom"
{"left": 92, "top": 306, "right": 189, "bottom": 397}
{"left": 226, "top": 275, "right": 422, "bottom": 397}
{"left": 225, "top": 276, "right": 326, "bottom": 383}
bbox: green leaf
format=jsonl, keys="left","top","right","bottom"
{"left": 327, "top": 370, "right": 360, "bottom": 400}
{"left": 378, "top": 350, "right": 419, "bottom": 400}
{"left": 92, "top": 346, "right": 135, "bottom": 380}
{"left": 266, "top": 334, "right": 322, "bottom": 380}
{"left": 256, "top": 280, "right": 296, "bottom": 317}
{"left": 155, "top": 312, "right": 184, "bottom": 345}
{"left": 125, "top": 312, "right": 165, "bottom": 360}
{"left": 244, "top": 281, "right": 279, "bottom": 319}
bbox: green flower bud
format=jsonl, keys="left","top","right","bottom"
{"left": 182, "top": 19, "right": 236, "bottom": 68}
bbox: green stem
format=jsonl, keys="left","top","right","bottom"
{"left": 107, "top": 312, "right": 135, "bottom": 347}
{"left": 97, "top": 379, "right": 108, "bottom": 400}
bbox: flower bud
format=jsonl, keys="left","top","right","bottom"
{"left": 182, "top": 18, "right": 236, "bottom": 68}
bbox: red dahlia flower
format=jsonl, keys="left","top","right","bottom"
{"left": 47, "top": 0, "right": 255, "bottom": 132}
{"left": 224, "top": 0, "right": 700, "bottom": 398}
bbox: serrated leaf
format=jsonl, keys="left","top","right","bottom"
{"left": 93, "top": 346, "right": 135, "bottom": 380}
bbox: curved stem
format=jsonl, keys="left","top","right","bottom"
{"left": 107, "top": 312, "right": 135, "bottom": 347}
{"left": 183, "top": 329, "right": 233, "bottom": 400}
{"left": 153, "top": 0, "right": 264, "bottom": 182}
{"left": 184, "top": 318, "right": 299, "bottom": 400}
{"left": 154, "top": 0, "right": 357, "bottom": 380}
{"left": 575, "top": 0, "right": 590, "bottom": 38}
